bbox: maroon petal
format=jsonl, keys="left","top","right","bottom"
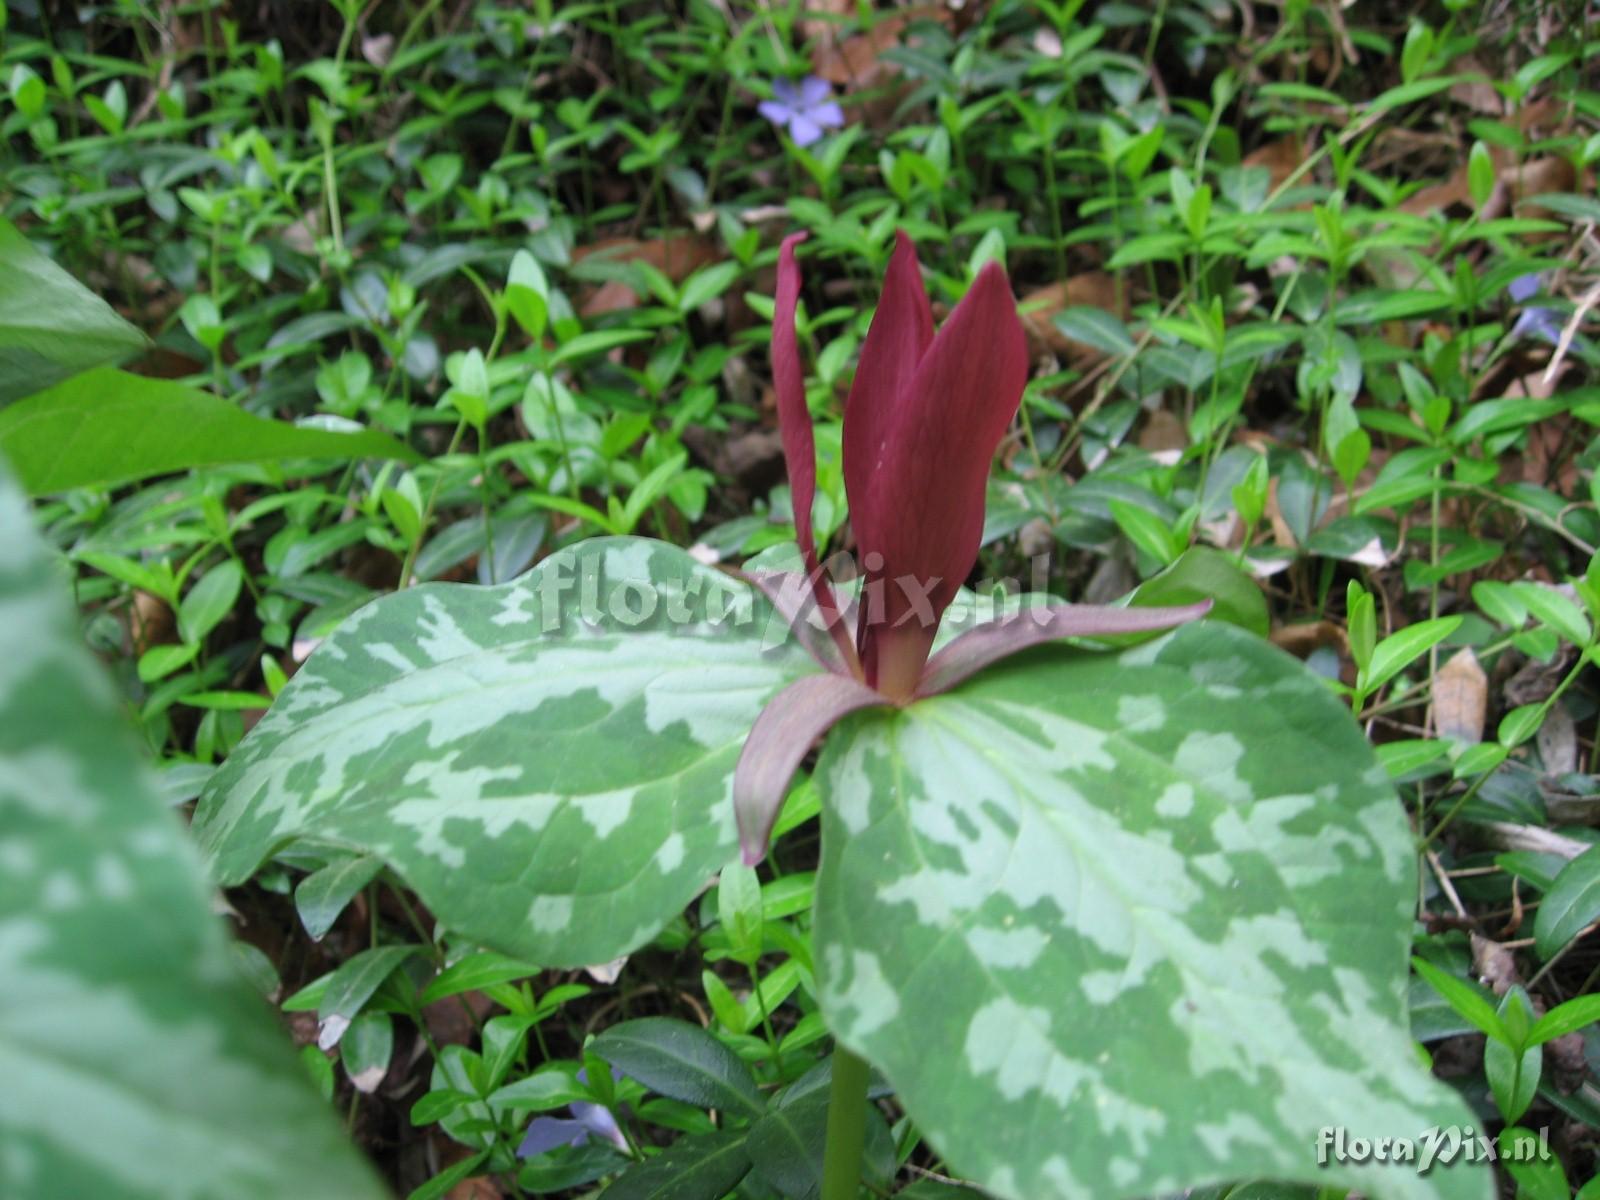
{"left": 772, "top": 233, "right": 845, "bottom": 629}
{"left": 741, "top": 569, "right": 859, "bottom": 677}
{"left": 856, "top": 259, "right": 1030, "bottom": 696}
{"left": 842, "top": 230, "right": 934, "bottom": 563}
{"left": 915, "top": 599, "right": 1214, "bottom": 698}
{"left": 734, "top": 673, "right": 886, "bottom": 865}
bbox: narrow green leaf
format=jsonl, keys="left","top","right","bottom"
{"left": 1129, "top": 546, "right": 1268, "bottom": 637}
{"left": 1497, "top": 1127, "right": 1566, "bottom": 1200}
{"left": 1411, "top": 958, "right": 1506, "bottom": 1042}
{"left": 1108, "top": 498, "right": 1180, "bottom": 566}
{"left": 420, "top": 952, "right": 540, "bottom": 1006}
{"left": 1511, "top": 582, "right": 1592, "bottom": 647}
{"left": 0, "top": 217, "right": 148, "bottom": 407}
{"left": 1534, "top": 845, "right": 1600, "bottom": 959}
{"left": 341, "top": 1011, "right": 394, "bottom": 1093}
{"left": 1527, "top": 994, "right": 1600, "bottom": 1047}
{"left": 295, "top": 855, "right": 384, "bottom": 941}
{"left": 0, "top": 368, "right": 419, "bottom": 495}
{"left": 407, "top": 1151, "right": 488, "bottom": 1200}
{"left": 744, "top": 1085, "right": 895, "bottom": 1199}
{"left": 178, "top": 559, "right": 243, "bottom": 645}
{"left": 1485, "top": 1033, "right": 1540, "bottom": 1124}
{"left": 1051, "top": 307, "right": 1136, "bottom": 357}
{"left": 318, "top": 945, "right": 419, "bottom": 1032}
{"left": 717, "top": 861, "right": 764, "bottom": 965}
{"left": 677, "top": 261, "right": 741, "bottom": 314}
{"left": 1361, "top": 616, "right": 1462, "bottom": 695}
{"left": 488, "top": 1067, "right": 589, "bottom": 1112}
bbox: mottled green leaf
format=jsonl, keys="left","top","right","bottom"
{"left": 0, "top": 469, "right": 386, "bottom": 1199}
{"left": 813, "top": 623, "right": 1490, "bottom": 1200}
{"left": 193, "top": 537, "right": 817, "bottom": 966}
{"left": 0, "top": 367, "right": 419, "bottom": 495}
{"left": 592, "top": 1017, "right": 764, "bottom": 1118}
{"left": 0, "top": 217, "right": 148, "bottom": 408}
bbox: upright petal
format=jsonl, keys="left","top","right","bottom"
{"left": 856, "top": 260, "right": 1029, "bottom": 699}
{"left": 842, "top": 231, "right": 934, "bottom": 570}
{"left": 772, "top": 234, "right": 824, "bottom": 577}
{"left": 771, "top": 234, "right": 851, "bottom": 657}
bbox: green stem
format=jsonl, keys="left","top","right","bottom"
{"left": 821, "top": 1047, "right": 870, "bottom": 1200}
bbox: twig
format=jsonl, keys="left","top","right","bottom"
{"left": 1541, "top": 277, "right": 1600, "bottom": 387}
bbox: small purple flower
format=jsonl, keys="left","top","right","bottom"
{"left": 1508, "top": 273, "right": 1561, "bottom": 345}
{"left": 517, "top": 1066, "right": 628, "bottom": 1159}
{"left": 758, "top": 76, "right": 845, "bottom": 147}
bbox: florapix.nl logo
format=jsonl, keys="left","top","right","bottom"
{"left": 1316, "top": 1124, "right": 1553, "bottom": 1174}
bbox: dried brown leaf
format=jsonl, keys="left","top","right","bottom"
{"left": 1433, "top": 648, "right": 1488, "bottom": 744}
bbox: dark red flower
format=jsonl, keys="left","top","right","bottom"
{"left": 735, "top": 232, "right": 1210, "bottom": 864}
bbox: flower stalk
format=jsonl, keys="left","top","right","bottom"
{"left": 820, "top": 1047, "right": 871, "bottom": 1200}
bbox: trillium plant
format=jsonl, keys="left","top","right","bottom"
{"left": 194, "top": 236, "right": 1492, "bottom": 1200}
{"left": 733, "top": 232, "right": 1212, "bottom": 867}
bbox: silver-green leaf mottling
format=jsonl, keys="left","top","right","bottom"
{"left": 192, "top": 537, "right": 818, "bottom": 966}
{"left": 0, "top": 470, "right": 386, "bottom": 1200}
{"left": 813, "top": 623, "right": 1491, "bottom": 1200}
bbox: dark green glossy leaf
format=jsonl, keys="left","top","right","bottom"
{"left": 1534, "top": 844, "right": 1600, "bottom": 959}
{"left": 744, "top": 1086, "right": 895, "bottom": 1200}
{"left": 597, "top": 1129, "right": 751, "bottom": 1200}
{"left": 592, "top": 1017, "right": 764, "bottom": 1118}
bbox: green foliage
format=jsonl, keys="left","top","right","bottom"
{"left": 9, "top": 0, "right": 1600, "bottom": 1196}
{"left": 0, "top": 217, "right": 146, "bottom": 406}
{"left": 192, "top": 537, "right": 816, "bottom": 965}
{"left": 813, "top": 622, "right": 1487, "bottom": 1200}
{"left": 0, "top": 368, "right": 418, "bottom": 494}
{"left": 0, "top": 466, "right": 385, "bottom": 1200}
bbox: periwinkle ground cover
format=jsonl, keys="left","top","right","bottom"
{"left": 6, "top": 3, "right": 1600, "bottom": 1200}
